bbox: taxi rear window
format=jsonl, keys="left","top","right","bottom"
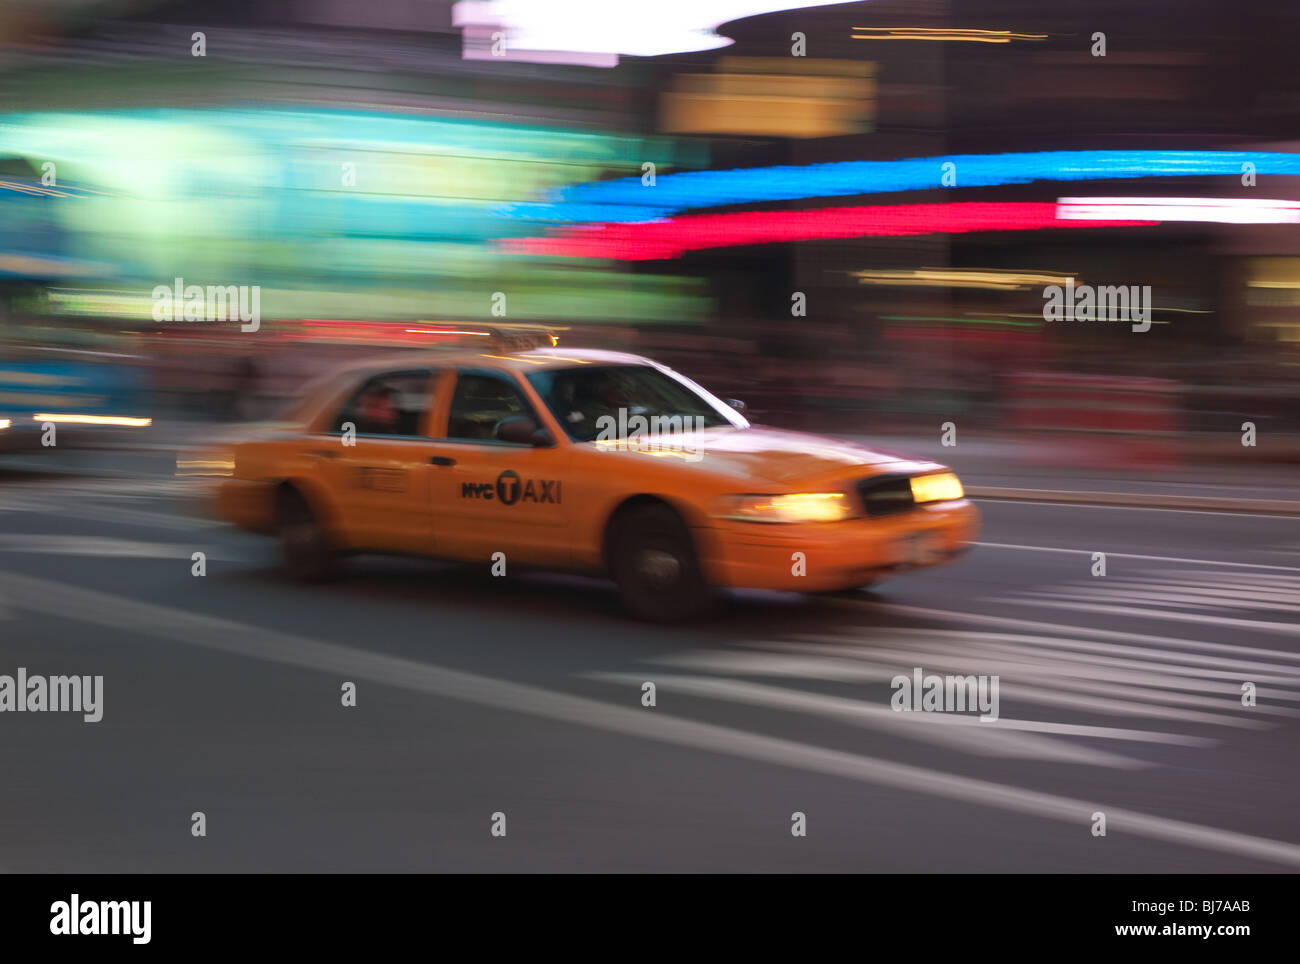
{"left": 331, "top": 370, "right": 433, "bottom": 437}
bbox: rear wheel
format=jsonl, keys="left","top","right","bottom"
{"left": 276, "top": 487, "right": 337, "bottom": 582}
{"left": 610, "top": 503, "right": 711, "bottom": 622}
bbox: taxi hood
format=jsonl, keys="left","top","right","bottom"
{"left": 596, "top": 424, "right": 945, "bottom": 485}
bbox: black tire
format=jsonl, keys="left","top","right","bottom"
{"left": 276, "top": 487, "right": 338, "bottom": 582}
{"left": 609, "top": 503, "right": 711, "bottom": 622}
{"left": 807, "top": 581, "right": 880, "bottom": 598}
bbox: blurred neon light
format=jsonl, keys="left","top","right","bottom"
{"left": 880, "top": 315, "right": 1042, "bottom": 328}
{"left": 505, "top": 150, "right": 1300, "bottom": 223}
{"left": 1057, "top": 197, "right": 1300, "bottom": 224}
{"left": 0, "top": 179, "right": 76, "bottom": 198}
{"left": 503, "top": 202, "right": 1156, "bottom": 260}
{"left": 851, "top": 27, "right": 1046, "bottom": 43}
{"left": 852, "top": 268, "right": 1076, "bottom": 290}
{"left": 404, "top": 329, "right": 492, "bottom": 336}
{"left": 453, "top": 1, "right": 861, "bottom": 66}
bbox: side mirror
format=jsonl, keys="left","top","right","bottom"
{"left": 496, "top": 416, "right": 554, "bottom": 447}
{"left": 725, "top": 398, "right": 747, "bottom": 413}
{"left": 496, "top": 416, "right": 539, "bottom": 444}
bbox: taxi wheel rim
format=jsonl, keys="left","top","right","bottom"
{"left": 635, "top": 547, "right": 682, "bottom": 590}
{"left": 284, "top": 521, "right": 319, "bottom": 556}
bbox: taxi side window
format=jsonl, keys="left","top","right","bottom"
{"left": 447, "top": 372, "right": 536, "bottom": 441}
{"left": 332, "top": 371, "right": 432, "bottom": 437}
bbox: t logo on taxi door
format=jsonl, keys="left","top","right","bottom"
{"left": 496, "top": 470, "right": 521, "bottom": 505}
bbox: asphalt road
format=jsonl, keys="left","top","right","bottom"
{"left": 1, "top": 458, "right": 1298, "bottom": 872}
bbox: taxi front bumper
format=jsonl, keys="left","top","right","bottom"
{"left": 703, "top": 499, "right": 980, "bottom": 592}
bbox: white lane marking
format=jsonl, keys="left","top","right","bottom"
{"left": 1013, "top": 589, "right": 1300, "bottom": 618}
{"left": 1143, "top": 570, "right": 1300, "bottom": 590}
{"left": 973, "top": 542, "right": 1300, "bottom": 573}
{"left": 584, "top": 672, "right": 1160, "bottom": 768}
{"left": 0, "top": 495, "right": 218, "bottom": 531}
{"left": 0, "top": 477, "right": 199, "bottom": 496}
{"left": 588, "top": 670, "right": 1212, "bottom": 748}
{"left": 0, "top": 534, "right": 238, "bottom": 560}
{"left": 845, "top": 599, "right": 1300, "bottom": 663}
{"left": 860, "top": 625, "right": 1300, "bottom": 675}
{"left": 784, "top": 637, "right": 1300, "bottom": 710}
{"left": 976, "top": 499, "right": 1300, "bottom": 519}
{"left": 993, "top": 596, "right": 1300, "bottom": 635}
{"left": 657, "top": 645, "right": 1268, "bottom": 727}
{"left": 843, "top": 631, "right": 1300, "bottom": 685}
{"left": 806, "top": 600, "right": 1300, "bottom": 722}
{"left": 1109, "top": 580, "right": 1300, "bottom": 603}
{"left": 994, "top": 569, "right": 1300, "bottom": 633}
{"left": 1014, "top": 585, "right": 1300, "bottom": 615}
{"left": 3, "top": 568, "right": 1299, "bottom": 868}
{"left": 774, "top": 631, "right": 1299, "bottom": 720}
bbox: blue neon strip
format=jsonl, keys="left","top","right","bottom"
{"left": 499, "top": 150, "right": 1300, "bottom": 223}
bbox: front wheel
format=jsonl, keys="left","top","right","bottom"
{"left": 610, "top": 504, "right": 711, "bottom": 622}
{"left": 806, "top": 581, "right": 881, "bottom": 598}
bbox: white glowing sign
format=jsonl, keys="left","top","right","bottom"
{"left": 453, "top": 0, "right": 860, "bottom": 66}
{"left": 1058, "top": 196, "right": 1300, "bottom": 225}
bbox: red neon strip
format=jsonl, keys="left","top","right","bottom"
{"left": 501, "top": 202, "right": 1158, "bottom": 260}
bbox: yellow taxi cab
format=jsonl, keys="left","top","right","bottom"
{"left": 196, "top": 330, "right": 978, "bottom": 620}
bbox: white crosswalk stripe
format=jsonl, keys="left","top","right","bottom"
{"left": 993, "top": 569, "right": 1300, "bottom": 634}
{"left": 582, "top": 599, "right": 1300, "bottom": 770}
{"left": 0, "top": 476, "right": 203, "bottom": 501}
{"left": 0, "top": 476, "right": 219, "bottom": 530}
{"left": 4, "top": 565, "right": 1300, "bottom": 868}
{"left": 0, "top": 533, "right": 241, "bottom": 560}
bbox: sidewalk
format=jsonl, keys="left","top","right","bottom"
{"left": 5, "top": 420, "right": 1298, "bottom": 514}
{"left": 851, "top": 433, "right": 1300, "bottom": 513}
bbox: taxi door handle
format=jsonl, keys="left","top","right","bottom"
{"left": 430, "top": 456, "right": 456, "bottom": 466}
{"left": 309, "top": 449, "right": 338, "bottom": 459}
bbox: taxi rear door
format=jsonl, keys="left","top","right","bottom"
{"left": 311, "top": 367, "right": 443, "bottom": 554}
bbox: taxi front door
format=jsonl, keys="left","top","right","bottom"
{"left": 427, "top": 369, "right": 571, "bottom": 568}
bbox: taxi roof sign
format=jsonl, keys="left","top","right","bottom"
{"left": 402, "top": 323, "right": 560, "bottom": 352}
{"left": 488, "top": 326, "right": 560, "bottom": 352}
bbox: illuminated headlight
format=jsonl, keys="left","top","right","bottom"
{"left": 717, "top": 492, "right": 851, "bottom": 524}
{"left": 910, "top": 472, "right": 964, "bottom": 503}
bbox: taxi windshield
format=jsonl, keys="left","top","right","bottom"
{"left": 527, "top": 364, "right": 735, "bottom": 442}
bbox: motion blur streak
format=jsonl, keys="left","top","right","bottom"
{"left": 3, "top": 567, "right": 1300, "bottom": 869}
{"left": 850, "top": 27, "right": 1048, "bottom": 43}
{"left": 851, "top": 269, "right": 1076, "bottom": 290}
{"left": 504, "top": 150, "right": 1300, "bottom": 223}
{"left": 1057, "top": 197, "right": 1300, "bottom": 224}
{"left": 503, "top": 202, "right": 1158, "bottom": 260}
{"left": 30, "top": 413, "right": 151, "bottom": 426}
{"left": 3, "top": 0, "right": 1300, "bottom": 878}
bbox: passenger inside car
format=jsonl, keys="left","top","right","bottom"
{"left": 447, "top": 373, "right": 531, "bottom": 440}
{"left": 357, "top": 384, "right": 400, "bottom": 435}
